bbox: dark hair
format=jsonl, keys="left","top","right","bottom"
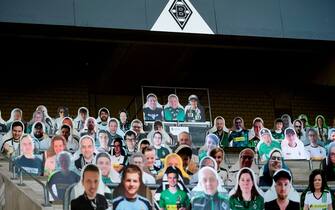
{"left": 233, "top": 168, "right": 260, "bottom": 201}
{"left": 34, "top": 122, "right": 43, "bottom": 129}
{"left": 153, "top": 131, "right": 163, "bottom": 139}
{"left": 57, "top": 106, "right": 69, "bottom": 117}
{"left": 82, "top": 164, "right": 99, "bottom": 180}
{"left": 96, "top": 152, "right": 111, "bottom": 161}
{"left": 99, "top": 108, "right": 109, "bottom": 115}
{"left": 309, "top": 169, "right": 326, "bottom": 193}
{"left": 119, "top": 109, "right": 128, "bottom": 117}
{"left": 12, "top": 121, "right": 24, "bottom": 130}
{"left": 124, "top": 130, "right": 136, "bottom": 139}
{"left": 79, "top": 108, "right": 87, "bottom": 114}
{"left": 165, "top": 166, "right": 182, "bottom": 181}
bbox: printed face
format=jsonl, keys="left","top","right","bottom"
{"left": 216, "top": 119, "right": 224, "bottom": 131}
{"left": 119, "top": 112, "right": 127, "bottom": 123}
{"left": 109, "top": 121, "right": 118, "bottom": 133}
{"left": 331, "top": 132, "right": 335, "bottom": 141}
{"left": 167, "top": 172, "right": 178, "bottom": 187}
{"left": 34, "top": 113, "right": 43, "bottom": 122}
{"left": 213, "top": 151, "right": 223, "bottom": 166}
{"left": 83, "top": 171, "right": 99, "bottom": 198}
{"left": 190, "top": 99, "right": 197, "bottom": 108}
{"left": 178, "top": 133, "right": 191, "bottom": 146}
{"left": 275, "top": 178, "right": 290, "bottom": 200}
{"left": 330, "top": 147, "right": 335, "bottom": 164}
{"left": 145, "top": 150, "right": 155, "bottom": 167}
{"left": 132, "top": 123, "right": 141, "bottom": 134}
{"left": 97, "top": 157, "right": 111, "bottom": 177}
{"left": 153, "top": 133, "right": 162, "bottom": 146}
{"left": 133, "top": 157, "right": 144, "bottom": 169}
{"left": 61, "top": 127, "right": 70, "bottom": 140}
{"left": 287, "top": 133, "right": 296, "bottom": 145}
{"left": 253, "top": 122, "right": 263, "bottom": 136}
{"left": 240, "top": 150, "right": 254, "bottom": 168}
{"left": 114, "top": 141, "right": 121, "bottom": 155}
{"left": 13, "top": 111, "right": 21, "bottom": 120}
{"left": 239, "top": 172, "right": 253, "bottom": 194}
{"left": 59, "top": 154, "right": 70, "bottom": 170}
{"left": 201, "top": 158, "right": 215, "bottom": 169}
{"left": 81, "top": 138, "right": 94, "bottom": 160}
{"left": 294, "top": 122, "right": 302, "bottom": 132}
{"left": 100, "top": 111, "right": 108, "bottom": 122}
{"left": 262, "top": 133, "right": 271, "bottom": 143}
{"left": 124, "top": 173, "right": 140, "bottom": 198}
{"left": 98, "top": 133, "right": 109, "bottom": 148}
{"left": 169, "top": 96, "right": 179, "bottom": 109}
{"left": 80, "top": 111, "right": 87, "bottom": 121}
{"left": 235, "top": 118, "right": 242, "bottom": 130}
{"left": 54, "top": 140, "right": 65, "bottom": 154}
{"left": 201, "top": 169, "right": 218, "bottom": 195}
{"left": 275, "top": 122, "right": 283, "bottom": 130}
{"left": 34, "top": 126, "right": 43, "bottom": 138}
{"left": 87, "top": 118, "right": 95, "bottom": 130}
{"left": 125, "top": 135, "right": 135, "bottom": 150}
{"left": 59, "top": 109, "right": 65, "bottom": 118}
{"left": 12, "top": 125, "right": 23, "bottom": 140}
{"left": 21, "top": 137, "right": 34, "bottom": 155}
{"left": 313, "top": 174, "right": 322, "bottom": 191}
{"left": 148, "top": 96, "right": 157, "bottom": 109}
{"left": 269, "top": 152, "right": 282, "bottom": 172}
{"left": 180, "top": 154, "right": 190, "bottom": 168}
{"left": 308, "top": 131, "right": 317, "bottom": 144}
{"left": 317, "top": 117, "right": 323, "bottom": 127}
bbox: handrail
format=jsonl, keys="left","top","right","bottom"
{"left": 1, "top": 154, "right": 51, "bottom": 207}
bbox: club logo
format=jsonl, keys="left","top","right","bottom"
{"left": 169, "top": 0, "right": 192, "bottom": 30}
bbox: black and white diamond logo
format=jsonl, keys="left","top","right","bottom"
{"left": 169, "top": 0, "right": 192, "bottom": 30}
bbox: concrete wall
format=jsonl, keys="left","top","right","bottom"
{"left": 0, "top": 0, "right": 334, "bottom": 40}
{"left": 0, "top": 162, "right": 53, "bottom": 210}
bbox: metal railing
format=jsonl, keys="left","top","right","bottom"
{"left": 1, "top": 155, "right": 51, "bottom": 207}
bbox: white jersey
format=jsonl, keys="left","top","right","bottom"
{"left": 304, "top": 191, "right": 332, "bottom": 210}
{"left": 305, "top": 145, "right": 326, "bottom": 159}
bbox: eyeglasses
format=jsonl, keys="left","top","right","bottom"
{"left": 330, "top": 153, "right": 335, "bottom": 157}
{"left": 241, "top": 156, "right": 253, "bottom": 160}
{"left": 271, "top": 156, "right": 281, "bottom": 161}
{"left": 294, "top": 125, "right": 301, "bottom": 128}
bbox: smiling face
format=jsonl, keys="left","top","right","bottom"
{"left": 124, "top": 172, "right": 140, "bottom": 199}
{"left": 169, "top": 96, "right": 179, "bottom": 109}
{"left": 269, "top": 151, "right": 282, "bottom": 173}
{"left": 54, "top": 139, "right": 65, "bottom": 154}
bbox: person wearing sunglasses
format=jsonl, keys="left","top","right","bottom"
{"left": 228, "top": 148, "right": 259, "bottom": 185}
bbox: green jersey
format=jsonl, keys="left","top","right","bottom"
{"left": 159, "top": 189, "right": 190, "bottom": 210}
{"left": 271, "top": 131, "right": 285, "bottom": 141}
{"left": 229, "top": 195, "right": 264, "bottom": 210}
{"left": 258, "top": 140, "right": 281, "bottom": 161}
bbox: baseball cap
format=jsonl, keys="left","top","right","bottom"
{"left": 273, "top": 169, "right": 292, "bottom": 182}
